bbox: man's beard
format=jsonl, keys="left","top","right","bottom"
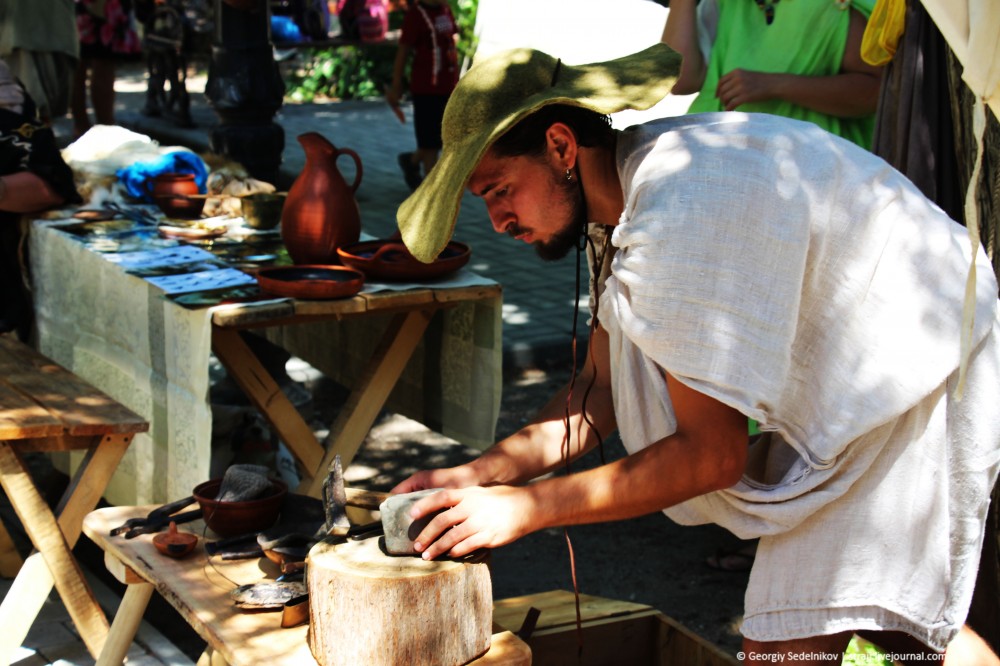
{"left": 535, "top": 170, "right": 587, "bottom": 262}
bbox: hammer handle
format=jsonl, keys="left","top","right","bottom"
{"left": 345, "top": 487, "right": 391, "bottom": 510}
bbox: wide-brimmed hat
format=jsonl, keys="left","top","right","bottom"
{"left": 397, "top": 43, "right": 678, "bottom": 262}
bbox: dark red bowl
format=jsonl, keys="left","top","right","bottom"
{"left": 255, "top": 265, "right": 365, "bottom": 300}
{"left": 337, "top": 240, "right": 471, "bottom": 281}
{"left": 154, "top": 194, "right": 206, "bottom": 220}
{"left": 192, "top": 478, "right": 287, "bottom": 537}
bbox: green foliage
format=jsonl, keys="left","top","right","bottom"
{"left": 286, "top": 43, "right": 395, "bottom": 102}
{"left": 285, "top": 0, "right": 478, "bottom": 102}
{"left": 449, "top": 0, "right": 479, "bottom": 65}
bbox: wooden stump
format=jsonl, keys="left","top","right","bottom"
{"left": 307, "top": 536, "right": 493, "bottom": 666}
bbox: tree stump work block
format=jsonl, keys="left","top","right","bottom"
{"left": 307, "top": 535, "right": 492, "bottom": 666}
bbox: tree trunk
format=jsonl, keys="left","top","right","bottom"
{"left": 307, "top": 536, "right": 493, "bottom": 666}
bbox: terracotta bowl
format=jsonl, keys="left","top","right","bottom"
{"left": 192, "top": 478, "right": 288, "bottom": 537}
{"left": 256, "top": 265, "right": 365, "bottom": 300}
{"left": 154, "top": 194, "right": 205, "bottom": 220}
{"left": 337, "top": 240, "right": 471, "bottom": 281}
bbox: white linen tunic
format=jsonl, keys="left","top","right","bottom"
{"left": 601, "top": 113, "right": 1000, "bottom": 649}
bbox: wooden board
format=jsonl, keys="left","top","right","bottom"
{"left": 494, "top": 589, "right": 739, "bottom": 666}
{"left": 0, "top": 336, "right": 148, "bottom": 440}
{"left": 494, "top": 589, "right": 654, "bottom": 633}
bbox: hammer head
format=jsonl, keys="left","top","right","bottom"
{"left": 379, "top": 488, "right": 445, "bottom": 556}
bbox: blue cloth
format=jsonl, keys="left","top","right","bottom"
{"left": 271, "top": 15, "right": 303, "bottom": 42}
{"left": 116, "top": 151, "right": 209, "bottom": 203}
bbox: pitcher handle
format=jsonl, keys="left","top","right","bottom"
{"left": 336, "top": 148, "right": 364, "bottom": 192}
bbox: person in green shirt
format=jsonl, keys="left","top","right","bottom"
{"left": 662, "top": 0, "right": 883, "bottom": 149}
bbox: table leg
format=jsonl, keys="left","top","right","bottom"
{"left": 304, "top": 309, "right": 433, "bottom": 496}
{"left": 0, "top": 442, "right": 109, "bottom": 658}
{"left": 212, "top": 327, "right": 325, "bottom": 475}
{"left": 0, "top": 435, "right": 130, "bottom": 661}
{"left": 197, "top": 645, "right": 231, "bottom": 666}
{"left": 95, "top": 582, "right": 155, "bottom": 666}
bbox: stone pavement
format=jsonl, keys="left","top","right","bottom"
{"left": 0, "top": 573, "right": 194, "bottom": 666}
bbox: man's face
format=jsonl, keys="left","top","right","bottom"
{"left": 468, "top": 148, "right": 585, "bottom": 261}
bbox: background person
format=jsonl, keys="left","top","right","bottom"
{"left": 70, "top": 0, "right": 142, "bottom": 137}
{"left": 391, "top": 45, "right": 1000, "bottom": 664}
{"left": 0, "top": 60, "right": 81, "bottom": 340}
{"left": 386, "top": 0, "right": 458, "bottom": 190}
{"left": 0, "top": 0, "right": 79, "bottom": 125}
{"left": 661, "top": 0, "right": 882, "bottom": 149}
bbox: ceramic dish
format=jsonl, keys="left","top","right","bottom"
{"left": 158, "top": 224, "right": 229, "bottom": 241}
{"left": 72, "top": 208, "right": 118, "bottom": 222}
{"left": 255, "top": 265, "right": 365, "bottom": 300}
{"left": 336, "top": 240, "right": 470, "bottom": 281}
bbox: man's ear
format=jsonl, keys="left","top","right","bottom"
{"left": 545, "top": 122, "right": 579, "bottom": 170}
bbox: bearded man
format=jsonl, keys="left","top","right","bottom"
{"left": 391, "top": 44, "right": 1000, "bottom": 665}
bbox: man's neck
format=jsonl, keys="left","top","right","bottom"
{"left": 577, "top": 134, "right": 624, "bottom": 227}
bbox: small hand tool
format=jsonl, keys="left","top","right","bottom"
{"left": 321, "top": 455, "right": 352, "bottom": 537}
{"left": 110, "top": 496, "right": 200, "bottom": 538}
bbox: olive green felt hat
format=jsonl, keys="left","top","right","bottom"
{"left": 396, "top": 43, "right": 678, "bottom": 262}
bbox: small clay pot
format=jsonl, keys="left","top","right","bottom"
{"left": 151, "top": 173, "right": 204, "bottom": 219}
{"left": 153, "top": 521, "right": 198, "bottom": 558}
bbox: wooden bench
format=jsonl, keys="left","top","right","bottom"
{"left": 0, "top": 335, "right": 148, "bottom": 664}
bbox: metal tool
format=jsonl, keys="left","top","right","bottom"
{"left": 321, "top": 455, "right": 351, "bottom": 537}
{"left": 103, "top": 201, "right": 160, "bottom": 226}
{"left": 110, "top": 496, "right": 201, "bottom": 538}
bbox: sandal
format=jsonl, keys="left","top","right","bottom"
{"left": 706, "top": 543, "right": 757, "bottom": 572}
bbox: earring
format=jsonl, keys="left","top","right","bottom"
{"left": 565, "top": 168, "right": 573, "bottom": 182}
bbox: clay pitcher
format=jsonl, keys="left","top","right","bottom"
{"left": 281, "top": 132, "right": 363, "bottom": 264}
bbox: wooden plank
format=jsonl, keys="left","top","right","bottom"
{"left": 95, "top": 582, "right": 155, "bottom": 666}
{"left": 0, "top": 443, "right": 109, "bottom": 658}
{"left": 357, "top": 289, "right": 437, "bottom": 310}
{"left": 210, "top": 300, "right": 297, "bottom": 328}
{"left": 525, "top": 611, "right": 662, "bottom": 666}
{"left": 656, "top": 613, "right": 740, "bottom": 666}
{"left": 211, "top": 327, "right": 325, "bottom": 475}
{"left": 493, "top": 589, "right": 653, "bottom": 633}
{"left": 433, "top": 284, "right": 503, "bottom": 304}
{"left": 0, "top": 337, "right": 148, "bottom": 440}
{"left": 303, "top": 309, "right": 433, "bottom": 496}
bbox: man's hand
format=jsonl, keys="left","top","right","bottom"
{"left": 408, "top": 486, "right": 535, "bottom": 560}
{"left": 390, "top": 463, "right": 483, "bottom": 494}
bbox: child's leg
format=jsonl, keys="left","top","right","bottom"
{"left": 412, "top": 93, "right": 448, "bottom": 177}
{"left": 415, "top": 148, "right": 439, "bottom": 176}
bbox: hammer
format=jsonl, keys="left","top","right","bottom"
{"left": 322, "top": 455, "right": 442, "bottom": 556}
